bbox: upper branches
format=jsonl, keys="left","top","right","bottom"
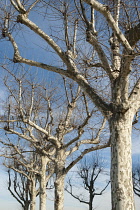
{"left": 2, "top": 31, "right": 111, "bottom": 117}
{"left": 83, "top": 0, "right": 133, "bottom": 53}
{"left": 0, "top": 0, "right": 114, "bottom": 117}
{"left": 129, "top": 78, "right": 140, "bottom": 113}
{"left": 78, "top": 0, "right": 113, "bottom": 79}
{"left": 10, "top": 0, "right": 41, "bottom": 14}
{"left": 0, "top": 69, "right": 110, "bottom": 168}
{"left": 3, "top": 0, "right": 139, "bottom": 117}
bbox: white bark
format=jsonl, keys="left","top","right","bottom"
{"left": 1, "top": 1, "right": 140, "bottom": 210}
{"left": 54, "top": 157, "right": 65, "bottom": 210}
{"left": 30, "top": 177, "right": 36, "bottom": 210}
{"left": 129, "top": 78, "right": 140, "bottom": 112}
{"left": 53, "top": 148, "right": 67, "bottom": 210}
{"left": 109, "top": 110, "right": 135, "bottom": 209}
{"left": 16, "top": 14, "right": 65, "bottom": 60}
{"left": 54, "top": 173, "right": 65, "bottom": 210}
{"left": 83, "top": 0, "right": 133, "bottom": 52}
{"left": 39, "top": 156, "right": 47, "bottom": 210}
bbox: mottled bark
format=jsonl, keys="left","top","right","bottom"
{"left": 110, "top": 110, "right": 135, "bottom": 210}
{"left": 54, "top": 173, "right": 65, "bottom": 210}
{"left": 83, "top": 0, "right": 132, "bottom": 52}
{"left": 1, "top": 1, "right": 140, "bottom": 210}
{"left": 30, "top": 177, "right": 36, "bottom": 210}
{"left": 39, "top": 156, "right": 47, "bottom": 210}
{"left": 54, "top": 151, "right": 66, "bottom": 210}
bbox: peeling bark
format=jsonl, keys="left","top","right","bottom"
{"left": 54, "top": 173, "right": 65, "bottom": 210}
{"left": 110, "top": 110, "right": 135, "bottom": 210}
{"left": 39, "top": 156, "right": 47, "bottom": 210}
{"left": 54, "top": 150, "right": 66, "bottom": 210}
{"left": 83, "top": 0, "right": 133, "bottom": 52}
{"left": 1, "top": 1, "right": 140, "bottom": 210}
{"left": 30, "top": 177, "right": 36, "bottom": 210}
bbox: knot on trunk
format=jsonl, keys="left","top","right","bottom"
{"left": 116, "top": 187, "right": 125, "bottom": 201}
{"left": 4, "top": 126, "right": 10, "bottom": 131}
{"left": 17, "top": 14, "right": 27, "bottom": 24}
{"left": 2, "top": 28, "right": 8, "bottom": 37}
{"left": 65, "top": 50, "right": 77, "bottom": 60}
{"left": 86, "top": 29, "right": 97, "bottom": 42}
{"left": 13, "top": 53, "right": 21, "bottom": 63}
{"left": 86, "top": 24, "right": 97, "bottom": 43}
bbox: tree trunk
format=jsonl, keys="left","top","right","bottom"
{"left": 110, "top": 110, "right": 135, "bottom": 209}
{"left": 24, "top": 203, "right": 30, "bottom": 210}
{"left": 54, "top": 173, "right": 65, "bottom": 210}
{"left": 54, "top": 154, "right": 66, "bottom": 210}
{"left": 39, "top": 155, "right": 47, "bottom": 210}
{"left": 89, "top": 192, "right": 93, "bottom": 210}
{"left": 30, "top": 176, "right": 36, "bottom": 210}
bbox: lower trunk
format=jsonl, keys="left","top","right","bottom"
{"left": 110, "top": 111, "right": 135, "bottom": 209}
{"left": 89, "top": 192, "right": 93, "bottom": 210}
{"left": 30, "top": 176, "right": 36, "bottom": 210}
{"left": 24, "top": 203, "right": 30, "bottom": 210}
{"left": 39, "top": 155, "right": 47, "bottom": 210}
{"left": 54, "top": 161, "right": 65, "bottom": 210}
{"left": 54, "top": 174, "right": 65, "bottom": 210}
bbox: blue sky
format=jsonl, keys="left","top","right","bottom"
{"left": 0, "top": 0, "right": 140, "bottom": 209}
{"left": 0, "top": 147, "right": 140, "bottom": 210}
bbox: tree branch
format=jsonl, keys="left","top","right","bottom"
{"left": 27, "top": 0, "right": 40, "bottom": 14}
{"left": 94, "top": 180, "right": 110, "bottom": 196}
{"left": 3, "top": 128, "right": 38, "bottom": 143}
{"left": 65, "top": 141, "right": 110, "bottom": 174}
{"left": 8, "top": 170, "right": 24, "bottom": 207}
{"left": 86, "top": 26, "right": 113, "bottom": 78}
{"left": 84, "top": 0, "right": 133, "bottom": 52}
{"left": 4, "top": 163, "right": 31, "bottom": 180}
{"left": 129, "top": 78, "right": 140, "bottom": 112}
{"left": 16, "top": 14, "right": 65, "bottom": 61}
{"left": 4, "top": 31, "right": 112, "bottom": 118}
{"left": 65, "top": 182, "right": 89, "bottom": 205}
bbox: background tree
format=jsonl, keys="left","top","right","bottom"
{"left": 65, "top": 154, "right": 110, "bottom": 210}
{"left": 0, "top": 0, "right": 140, "bottom": 209}
{"left": 1, "top": 138, "right": 46, "bottom": 210}
{"left": 133, "top": 162, "right": 140, "bottom": 197}
{"left": 0, "top": 69, "right": 108, "bottom": 210}
{"left": 7, "top": 168, "right": 39, "bottom": 210}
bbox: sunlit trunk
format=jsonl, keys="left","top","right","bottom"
{"left": 39, "top": 155, "right": 47, "bottom": 210}
{"left": 54, "top": 172, "right": 65, "bottom": 210}
{"left": 30, "top": 176, "right": 36, "bottom": 210}
{"left": 110, "top": 110, "right": 135, "bottom": 209}
{"left": 54, "top": 150, "right": 66, "bottom": 210}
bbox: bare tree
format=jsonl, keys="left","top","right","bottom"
{"left": 1, "top": 138, "right": 54, "bottom": 210}
{"left": 66, "top": 154, "right": 110, "bottom": 210}
{"left": 7, "top": 168, "right": 38, "bottom": 210}
{"left": 0, "top": 1, "right": 140, "bottom": 208}
{"left": 1, "top": 138, "right": 48, "bottom": 210}
{"left": 0, "top": 69, "right": 107, "bottom": 210}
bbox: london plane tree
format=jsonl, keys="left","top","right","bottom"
{"left": 0, "top": 0, "right": 140, "bottom": 209}
{"left": 0, "top": 70, "right": 107, "bottom": 210}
